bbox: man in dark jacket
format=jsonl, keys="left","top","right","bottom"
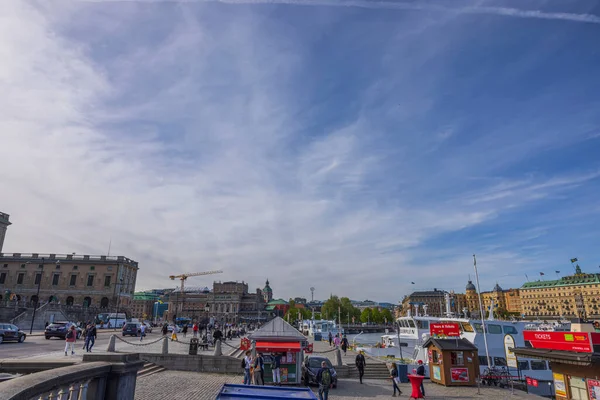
{"left": 341, "top": 335, "right": 349, "bottom": 355}
{"left": 85, "top": 323, "right": 97, "bottom": 352}
{"left": 213, "top": 327, "right": 223, "bottom": 342}
{"left": 355, "top": 350, "right": 366, "bottom": 383}
{"left": 416, "top": 359, "right": 425, "bottom": 396}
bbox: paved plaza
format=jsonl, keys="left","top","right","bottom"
{"left": 135, "top": 371, "right": 544, "bottom": 399}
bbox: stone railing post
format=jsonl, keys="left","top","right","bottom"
{"left": 83, "top": 354, "right": 144, "bottom": 400}
{"left": 335, "top": 348, "right": 343, "bottom": 367}
{"left": 162, "top": 337, "right": 169, "bottom": 354}
{"left": 214, "top": 339, "right": 222, "bottom": 356}
{"left": 107, "top": 335, "right": 116, "bottom": 352}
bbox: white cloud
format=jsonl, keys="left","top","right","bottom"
{"left": 1, "top": 1, "right": 598, "bottom": 302}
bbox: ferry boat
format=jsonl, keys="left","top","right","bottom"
{"left": 356, "top": 296, "right": 569, "bottom": 388}
{"left": 301, "top": 319, "right": 344, "bottom": 339}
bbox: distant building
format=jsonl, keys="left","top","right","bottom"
{"left": 353, "top": 299, "right": 380, "bottom": 310}
{"left": 0, "top": 212, "right": 10, "bottom": 253}
{"left": 294, "top": 297, "right": 307, "bottom": 304}
{"left": 263, "top": 279, "right": 273, "bottom": 303}
{"left": 266, "top": 299, "right": 289, "bottom": 317}
{"left": 401, "top": 289, "right": 447, "bottom": 317}
{"left": 166, "top": 280, "right": 267, "bottom": 324}
{"left": 465, "top": 280, "right": 521, "bottom": 317}
{"left": 520, "top": 265, "right": 600, "bottom": 319}
{"left": 306, "top": 300, "right": 323, "bottom": 312}
{"left": 0, "top": 252, "right": 138, "bottom": 310}
{"left": 131, "top": 291, "right": 160, "bottom": 320}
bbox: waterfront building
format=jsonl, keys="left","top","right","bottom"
{"left": 0, "top": 252, "right": 138, "bottom": 310}
{"left": 464, "top": 280, "right": 521, "bottom": 316}
{"left": 0, "top": 212, "right": 10, "bottom": 253}
{"left": 401, "top": 289, "right": 448, "bottom": 317}
{"left": 520, "top": 265, "right": 600, "bottom": 319}
{"left": 265, "top": 299, "right": 289, "bottom": 317}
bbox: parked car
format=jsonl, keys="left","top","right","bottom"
{"left": 301, "top": 356, "right": 338, "bottom": 388}
{"left": 122, "top": 322, "right": 142, "bottom": 337}
{"left": 45, "top": 322, "right": 82, "bottom": 340}
{"left": 0, "top": 323, "right": 27, "bottom": 344}
{"left": 143, "top": 322, "right": 153, "bottom": 333}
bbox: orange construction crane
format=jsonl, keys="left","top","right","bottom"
{"left": 169, "top": 270, "right": 223, "bottom": 293}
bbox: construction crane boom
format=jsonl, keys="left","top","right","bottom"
{"left": 169, "top": 270, "right": 223, "bottom": 292}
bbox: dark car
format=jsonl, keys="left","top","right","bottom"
{"left": 301, "top": 356, "right": 338, "bottom": 388}
{"left": 122, "top": 322, "right": 141, "bottom": 337}
{"left": 0, "top": 323, "right": 27, "bottom": 344}
{"left": 45, "top": 322, "right": 82, "bottom": 340}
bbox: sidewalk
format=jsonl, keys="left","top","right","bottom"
{"left": 29, "top": 328, "right": 123, "bottom": 337}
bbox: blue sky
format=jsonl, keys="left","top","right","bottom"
{"left": 1, "top": 0, "right": 600, "bottom": 302}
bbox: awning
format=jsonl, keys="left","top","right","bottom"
{"left": 256, "top": 341, "right": 301, "bottom": 352}
{"left": 512, "top": 347, "right": 600, "bottom": 366}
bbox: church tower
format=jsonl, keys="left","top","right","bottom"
{"left": 0, "top": 212, "right": 10, "bottom": 253}
{"left": 263, "top": 279, "right": 273, "bottom": 303}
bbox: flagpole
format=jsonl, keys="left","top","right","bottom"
{"left": 473, "top": 254, "right": 491, "bottom": 369}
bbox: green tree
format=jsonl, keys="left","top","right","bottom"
{"left": 360, "top": 308, "right": 372, "bottom": 324}
{"left": 371, "top": 308, "right": 383, "bottom": 324}
{"left": 381, "top": 308, "right": 394, "bottom": 324}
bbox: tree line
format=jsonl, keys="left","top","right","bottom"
{"left": 284, "top": 295, "right": 394, "bottom": 324}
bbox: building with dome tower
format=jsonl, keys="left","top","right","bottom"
{"left": 263, "top": 279, "right": 273, "bottom": 303}
{"left": 464, "top": 278, "right": 521, "bottom": 317}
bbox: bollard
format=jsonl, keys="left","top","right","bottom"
{"left": 107, "top": 334, "right": 116, "bottom": 352}
{"left": 477, "top": 377, "right": 481, "bottom": 395}
{"left": 162, "top": 337, "right": 169, "bottom": 354}
{"left": 335, "top": 348, "right": 342, "bottom": 367}
{"left": 214, "top": 339, "right": 223, "bottom": 356}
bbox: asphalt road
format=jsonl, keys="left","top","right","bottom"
{"left": 0, "top": 329, "right": 161, "bottom": 359}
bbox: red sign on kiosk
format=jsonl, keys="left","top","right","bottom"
{"left": 430, "top": 322, "right": 460, "bottom": 337}
{"left": 523, "top": 331, "right": 592, "bottom": 353}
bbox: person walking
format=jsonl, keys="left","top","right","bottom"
{"left": 272, "top": 353, "right": 282, "bottom": 386}
{"left": 193, "top": 323, "right": 199, "bottom": 338}
{"left": 316, "top": 360, "right": 332, "bottom": 400}
{"left": 85, "top": 323, "right": 97, "bottom": 352}
{"left": 64, "top": 325, "right": 77, "bottom": 356}
{"left": 162, "top": 323, "right": 168, "bottom": 336}
{"left": 390, "top": 362, "right": 402, "bottom": 397}
{"left": 328, "top": 332, "right": 333, "bottom": 347}
{"left": 140, "top": 323, "right": 146, "bottom": 342}
{"left": 355, "top": 350, "right": 366, "bottom": 384}
{"left": 182, "top": 324, "right": 188, "bottom": 338}
{"left": 242, "top": 350, "right": 252, "bottom": 385}
{"left": 341, "top": 335, "right": 349, "bottom": 356}
{"left": 253, "top": 352, "right": 265, "bottom": 385}
{"left": 333, "top": 334, "right": 340, "bottom": 348}
{"left": 213, "top": 327, "right": 223, "bottom": 343}
{"left": 416, "top": 359, "right": 426, "bottom": 397}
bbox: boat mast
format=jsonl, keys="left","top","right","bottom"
{"left": 473, "top": 254, "right": 491, "bottom": 368}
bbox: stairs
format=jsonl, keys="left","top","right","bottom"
{"left": 137, "top": 363, "right": 166, "bottom": 378}
{"left": 347, "top": 362, "right": 391, "bottom": 380}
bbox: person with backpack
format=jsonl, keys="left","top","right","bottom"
{"left": 182, "top": 324, "right": 188, "bottom": 338}
{"left": 64, "top": 325, "right": 77, "bottom": 356}
{"left": 316, "top": 360, "right": 332, "bottom": 400}
{"left": 390, "top": 362, "right": 402, "bottom": 397}
{"left": 355, "top": 350, "right": 367, "bottom": 384}
{"left": 253, "top": 352, "right": 265, "bottom": 385}
{"left": 328, "top": 332, "right": 333, "bottom": 347}
{"left": 242, "top": 350, "right": 252, "bottom": 385}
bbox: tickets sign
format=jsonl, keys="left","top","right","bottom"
{"left": 523, "top": 331, "right": 592, "bottom": 353}
{"left": 430, "top": 322, "right": 460, "bottom": 337}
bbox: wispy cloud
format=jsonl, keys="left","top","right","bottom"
{"left": 2, "top": 0, "right": 600, "bottom": 301}
{"left": 80, "top": 0, "right": 600, "bottom": 24}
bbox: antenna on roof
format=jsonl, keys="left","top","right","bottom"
{"left": 107, "top": 237, "right": 112, "bottom": 256}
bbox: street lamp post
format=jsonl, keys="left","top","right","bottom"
{"left": 113, "top": 278, "right": 124, "bottom": 331}
{"left": 204, "top": 304, "right": 210, "bottom": 340}
{"left": 30, "top": 258, "right": 59, "bottom": 334}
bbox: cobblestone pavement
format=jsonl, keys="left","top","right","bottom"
{"left": 135, "top": 371, "right": 544, "bottom": 399}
